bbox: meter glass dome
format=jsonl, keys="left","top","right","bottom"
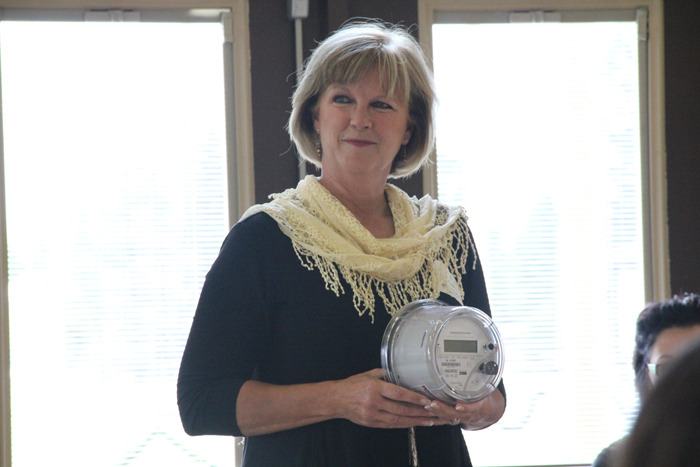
{"left": 381, "top": 299, "right": 504, "bottom": 403}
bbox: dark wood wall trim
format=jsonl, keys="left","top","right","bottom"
{"left": 664, "top": 0, "right": 700, "bottom": 294}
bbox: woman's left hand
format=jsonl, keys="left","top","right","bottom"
{"left": 424, "top": 389, "right": 505, "bottom": 431}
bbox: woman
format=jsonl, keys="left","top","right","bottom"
{"left": 618, "top": 336, "right": 700, "bottom": 467}
{"left": 592, "top": 293, "right": 700, "bottom": 467}
{"left": 178, "top": 20, "right": 505, "bottom": 467}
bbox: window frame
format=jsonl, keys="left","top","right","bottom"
{"left": 418, "top": 1, "right": 668, "bottom": 466}
{"left": 0, "top": 1, "right": 253, "bottom": 466}
{"left": 418, "top": 0, "right": 669, "bottom": 305}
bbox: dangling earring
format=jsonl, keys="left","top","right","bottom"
{"left": 315, "top": 138, "right": 322, "bottom": 158}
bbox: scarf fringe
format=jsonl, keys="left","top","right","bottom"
{"left": 291, "top": 211, "right": 475, "bottom": 322}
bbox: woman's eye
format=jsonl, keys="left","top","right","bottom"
{"left": 372, "top": 101, "right": 393, "bottom": 110}
{"left": 332, "top": 95, "right": 352, "bottom": 104}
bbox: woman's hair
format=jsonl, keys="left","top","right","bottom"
{"left": 632, "top": 293, "right": 700, "bottom": 398}
{"left": 288, "top": 19, "right": 436, "bottom": 178}
{"left": 620, "top": 337, "right": 700, "bottom": 467}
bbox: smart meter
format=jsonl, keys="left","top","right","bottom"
{"left": 381, "top": 299, "right": 504, "bottom": 403}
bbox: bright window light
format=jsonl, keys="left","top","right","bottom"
{"left": 2, "top": 20, "right": 234, "bottom": 466}
{"left": 433, "top": 21, "right": 645, "bottom": 466}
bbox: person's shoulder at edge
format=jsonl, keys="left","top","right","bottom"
{"left": 228, "top": 210, "right": 279, "bottom": 237}
{"left": 592, "top": 437, "right": 627, "bottom": 467}
{"left": 202, "top": 211, "right": 285, "bottom": 285}
{"left": 218, "top": 211, "right": 283, "bottom": 251}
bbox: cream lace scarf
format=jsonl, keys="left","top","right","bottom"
{"left": 240, "top": 176, "right": 475, "bottom": 322}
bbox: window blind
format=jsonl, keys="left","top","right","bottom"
{"left": 432, "top": 18, "right": 646, "bottom": 466}
{"left": 2, "top": 20, "right": 235, "bottom": 466}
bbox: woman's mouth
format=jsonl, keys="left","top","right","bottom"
{"left": 343, "top": 139, "right": 376, "bottom": 147}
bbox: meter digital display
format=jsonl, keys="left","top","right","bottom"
{"left": 381, "top": 299, "right": 504, "bottom": 403}
{"left": 444, "top": 339, "right": 478, "bottom": 353}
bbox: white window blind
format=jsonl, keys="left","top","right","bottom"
{"left": 432, "top": 14, "right": 647, "bottom": 467}
{"left": 2, "top": 18, "right": 235, "bottom": 466}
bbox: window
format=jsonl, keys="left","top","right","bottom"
{"left": 0, "top": 4, "right": 253, "bottom": 467}
{"left": 419, "top": 1, "right": 667, "bottom": 466}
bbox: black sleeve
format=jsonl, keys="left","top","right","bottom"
{"left": 177, "top": 214, "right": 271, "bottom": 436}
{"left": 461, "top": 229, "right": 507, "bottom": 402}
{"left": 461, "top": 236, "right": 491, "bottom": 316}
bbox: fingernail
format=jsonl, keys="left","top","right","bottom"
{"left": 421, "top": 399, "right": 431, "bottom": 406}
{"left": 455, "top": 405, "right": 465, "bottom": 411}
{"left": 423, "top": 420, "right": 434, "bottom": 426}
{"left": 430, "top": 401, "right": 439, "bottom": 409}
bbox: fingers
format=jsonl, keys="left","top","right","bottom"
{"left": 424, "top": 400, "right": 463, "bottom": 424}
{"left": 373, "top": 410, "right": 440, "bottom": 429}
{"left": 382, "top": 398, "right": 434, "bottom": 419}
{"left": 365, "top": 368, "right": 386, "bottom": 380}
{"left": 364, "top": 385, "right": 436, "bottom": 427}
{"left": 339, "top": 369, "right": 506, "bottom": 430}
{"left": 359, "top": 368, "right": 433, "bottom": 408}
{"left": 379, "top": 381, "right": 431, "bottom": 408}
{"left": 338, "top": 369, "right": 443, "bottom": 428}
{"left": 424, "top": 391, "right": 506, "bottom": 430}
{"left": 348, "top": 393, "right": 437, "bottom": 428}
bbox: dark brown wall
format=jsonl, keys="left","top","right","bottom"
{"left": 249, "top": 1, "right": 700, "bottom": 294}
{"left": 248, "top": 0, "right": 298, "bottom": 202}
{"left": 664, "top": 0, "right": 700, "bottom": 294}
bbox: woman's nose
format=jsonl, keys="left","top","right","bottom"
{"left": 350, "top": 107, "right": 372, "bottom": 130}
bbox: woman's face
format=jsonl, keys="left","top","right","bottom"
{"left": 313, "top": 69, "right": 411, "bottom": 183}
{"left": 648, "top": 324, "right": 700, "bottom": 383}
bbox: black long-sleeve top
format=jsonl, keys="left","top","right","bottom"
{"left": 178, "top": 212, "right": 503, "bottom": 467}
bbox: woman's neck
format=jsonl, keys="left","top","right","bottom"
{"left": 318, "top": 175, "right": 395, "bottom": 238}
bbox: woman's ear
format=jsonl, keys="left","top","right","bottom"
{"left": 402, "top": 128, "right": 412, "bottom": 145}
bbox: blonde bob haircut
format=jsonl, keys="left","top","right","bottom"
{"left": 288, "top": 20, "right": 436, "bottom": 178}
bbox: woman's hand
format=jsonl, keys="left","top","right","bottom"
{"left": 236, "top": 370, "right": 503, "bottom": 436}
{"left": 424, "top": 389, "right": 505, "bottom": 431}
{"left": 331, "top": 368, "right": 444, "bottom": 429}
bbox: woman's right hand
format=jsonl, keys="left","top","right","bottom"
{"left": 331, "top": 368, "right": 442, "bottom": 429}
{"left": 235, "top": 369, "right": 448, "bottom": 436}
